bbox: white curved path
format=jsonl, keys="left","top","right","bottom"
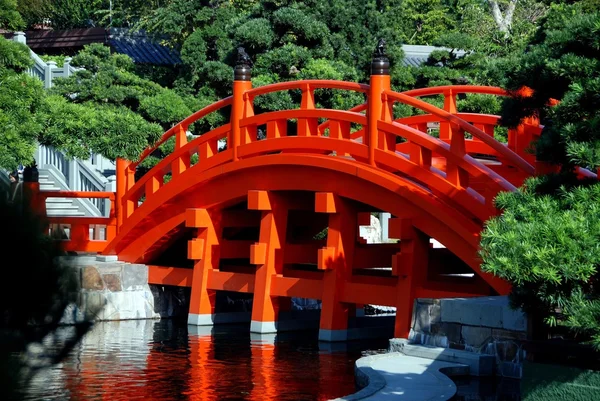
{"left": 332, "top": 352, "right": 468, "bottom": 401}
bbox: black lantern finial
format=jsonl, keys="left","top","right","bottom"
{"left": 371, "top": 39, "right": 390, "bottom": 76}
{"left": 234, "top": 47, "right": 252, "bottom": 81}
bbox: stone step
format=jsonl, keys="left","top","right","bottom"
{"left": 40, "top": 185, "right": 61, "bottom": 191}
{"left": 390, "top": 338, "right": 495, "bottom": 376}
{"left": 45, "top": 198, "right": 74, "bottom": 203}
{"left": 46, "top": 209, "right": 85, "bottom": 217}
{"left": 46, "top": 205, "right": 79, "bottom": 211}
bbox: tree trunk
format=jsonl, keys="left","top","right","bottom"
{"left": 488, "top": 0, "right": 518, "bottom": 35}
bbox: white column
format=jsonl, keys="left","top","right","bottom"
{"left": 45, "top": 61, "right": 57, "bottom": 89}
{"left": 12, "top": 31, "right": 26, "bottom": 44}
{"left": 381, "top": 212, "right": 391, "bottom": 243}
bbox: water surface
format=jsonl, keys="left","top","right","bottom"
{"left": 26, "top": 320, "right": 389, "bottom": 401}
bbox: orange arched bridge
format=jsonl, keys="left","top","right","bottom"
{"left": 33, "top": 50, "right": 592, "bottom": 342}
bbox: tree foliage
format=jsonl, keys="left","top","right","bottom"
{"left": 0, "top": 38, "right": 44, "bottom": 170}
{"left": 0, "top": 37, "right": 200, "bottom": 168}
{"left": 480, "top": 3, "right": 600, "bottom": 348}
{"left": 0, "top": 0, "right": 25, "bottom": 30}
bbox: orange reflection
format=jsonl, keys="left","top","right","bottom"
{"left": 59, "top": 322, "right": 358, "bottom": 401}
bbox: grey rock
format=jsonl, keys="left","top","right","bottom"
{"left": 81, "top": 266, "right": 104, "bottom": 290}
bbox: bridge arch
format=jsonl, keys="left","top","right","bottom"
{"left": 37, "top": 44, "right": 569, "bottom": 341}
{"left": 109, "top": 153, "right": 498, "bottom": 283}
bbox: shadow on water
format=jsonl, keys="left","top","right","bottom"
{"left": 24, "top": 319, "right": 389, "bottom": 401}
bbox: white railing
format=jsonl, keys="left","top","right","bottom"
{"left": 13, "top": 31, "right": 117, "bottom": 217}
{"left": 13, "top": 31, "right": 82, "bottom": 89}
{"left": 36, "top": 145, "right": 115, "bottom": 217}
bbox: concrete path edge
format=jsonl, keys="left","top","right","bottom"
{"left": 330, "top": 352, "right": 470, "bottom": 401}
{"left": 329, "top": 353, "right": 391, "bottom": 401}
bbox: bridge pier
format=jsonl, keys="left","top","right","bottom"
{"left": 390, "top": 218, "right": 430, "bottom": 338}
{"left": 249, "top": 190, "right": 289, "bottom": 333}
{"left": 316, "top": 192, "right": 357, "bottom": 342}
{"left": 186, "top": 208, "right": 221, "bottom": 326}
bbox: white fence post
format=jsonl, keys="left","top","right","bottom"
{"left": 64, "top": 57, "right": 72, "bottom": 78}
{"left": 105, "top": 176, "right": 116, "bottom": 217}
{"left": 45, "top": 61, "right": 56, "bottom": 89}
{"left": 12, "top": 31, "right": 26, "bottom": 44}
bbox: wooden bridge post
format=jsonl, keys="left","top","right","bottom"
{"left": 248, "top": 190, "right": 289, "bottom": 333}
{"left": 232, "top": 47, "right": 253, "bottom": 161}
{"left": 316, "top": 192, "right": 357, "bottom": 341}
{"left": 368, "top": 39, "right": 391, "bottom": 166}
{"left": 389, "top": 218, "right": 429, "bottom": 339}
{"left": 115, "top": 157, "right": 129, "bottom": 230}
{"left": 186, "top": 208, "right": 222, "bottom": 325}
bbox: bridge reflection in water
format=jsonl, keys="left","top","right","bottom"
{"left": 26, "top": 320, "right": 388, "bottom": 401}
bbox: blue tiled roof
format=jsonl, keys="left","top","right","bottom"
{"left": 401, "top": 45, "right": 468, "bottom": 67}
{"left": 108, "top": 28, "right": 181, "bottom": 65}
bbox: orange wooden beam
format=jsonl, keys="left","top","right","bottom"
{"left": 270, "top": 275, "right": 323, "bottom": 299}
{"left": 148, "top": 265, "right": 193, "bottom": 287}
{"left": 353, "top": 244, "right": 400, "bottom": 269}
{"left": 341, "top": 281, "right": 396, "bottom": 306}
{"left": 207, "top": 270, "right": 255, "bottom": 293}
{"left": 221, "top": 239, "right": 253, "bottom": 259}
{"left": 283, "top": 243, "right": 320, "bottom": 264}
{"left": 222, "top": 210, "right": 261, "bottom": 227}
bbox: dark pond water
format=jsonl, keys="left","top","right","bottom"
{"left": 25, "top": 319, "right": 389, "bottom": 401}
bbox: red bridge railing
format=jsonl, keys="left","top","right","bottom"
{"left": 37, "top": 190, "right": 116, "bottom": 252}
{"left": 35, "top": 66, "right": 575, "bottom": 252}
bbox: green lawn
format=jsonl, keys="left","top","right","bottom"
{"left": 522, "top": 362, "right": 600, "bottom": 401}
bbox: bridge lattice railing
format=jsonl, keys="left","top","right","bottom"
{"left": 114, "top": 79, "right": 543, "bottom": 232}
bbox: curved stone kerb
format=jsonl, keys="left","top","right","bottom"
{"left": 330, "top": 352, "right": 469, "bottom": 401}
{"left": 329, "top": 353, "right": 390, "bottom": 401}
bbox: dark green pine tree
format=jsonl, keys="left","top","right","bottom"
{"left": 479, "top": 4, "right": 600, "bottom": 348}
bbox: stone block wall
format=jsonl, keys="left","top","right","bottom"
{"left": 60, "top": 256, "right": 160, "bottom": 322}
{"left": 408, "top": 296, "right": 527, "bottom": 378}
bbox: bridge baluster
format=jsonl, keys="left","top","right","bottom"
{"left": 446, "top": 125, "right": 470, "bottom": 188}
{"left": 115, "top": 158, "right": 128, "bottom": 229}
{"left": 172, "top": 124, "right": 191, "bottom": 178}
{"left": 125, "top": 163, "right": 136, "bottom": 219}
{"left": 329, "top": 120, "right": 351, "bottom": 157}
{"left": 439, "top": 89, "right": 458, "bottom": 141}
{"left": 199, "top": 139, "right": 218, "bottom": 159}
{"left": 242, "top": 93, "right": 257, "bottom": 144}
{"left": 267, "top": 120, "right": 286, "bottom": 139}
{"left": 145, "top": 176, "right": 161, "bottom": 198}
{"left": 473, "top": 123, "right": 494, "bottom": 141}
{"left": 378, "top": 93, "right": 395, "bottom": 152}
{"left": 298, "top": 84, "right": 318, "bottom": 136}
{"left": 409, "top": 143, "right": 432, "bottom": 168}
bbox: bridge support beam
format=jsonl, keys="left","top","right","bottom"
{"left": 390, "top": 218, "right": 429, "bottom": 339}
{"left": 249, "top": 190, "right": 289, "bottom": 333}
{"left": 316, "top": 193, "right": 357, "bottom": 341}
{"left": 187, "top": 208, "right": 222, "bottom": 326}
